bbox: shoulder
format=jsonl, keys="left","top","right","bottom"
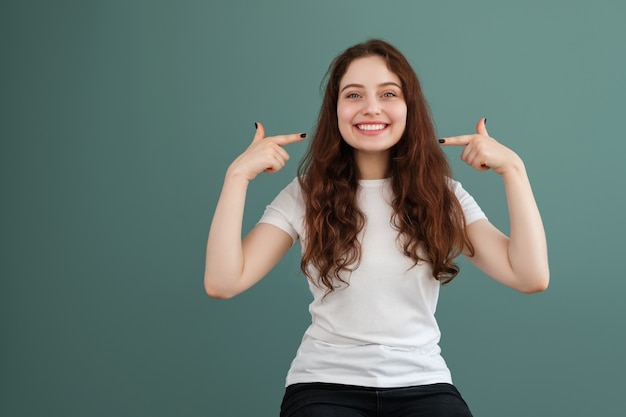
{"left": 445, "top": 177, "right": 464, "bottom": 194}
{"left": 445, "top": 177, "right": 487, "bottom": 224}
{"left": 259, "top": 177, "right": 304, "bottom": 242}
{"left": 265, "top": 176, "right": 306, "bottom": 215}
{"left": 273, "top": 177, "right": 304, "bottom": 203}
{"left": 445, "top": 177, "right": 472, "bottom": 200}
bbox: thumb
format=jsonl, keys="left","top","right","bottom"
{"left": 476, "top": 117, "right": 489, "bottom": 136}
{"left": 252, "top": 121, "right": 266, "bottom": 142}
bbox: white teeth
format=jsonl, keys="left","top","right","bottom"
{"left": 357, "top": 124, "right": 386, "bottom": 131}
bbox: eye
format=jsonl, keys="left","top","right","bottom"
{"left": 346, "top": 92, "right": 361, "bottom": 99}
{"left": 382, "top": 91, "right": 397, "bottom": 98}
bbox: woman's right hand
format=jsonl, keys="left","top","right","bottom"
{"left": 205, "top": 122, "right": 306, "bottom": 298}
{"left": 227, "top": 122, "right": 307, "bottom": 181}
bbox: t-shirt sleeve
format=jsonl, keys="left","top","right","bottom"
{"left": 257, "top": 178, "right": 302, "bottom": 243}
{"left": 450, "top": 179, "right": 487, "bottom": 225}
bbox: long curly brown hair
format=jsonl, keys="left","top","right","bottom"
{"left": 298, "top": 39, "right": 473, "bottom": 294}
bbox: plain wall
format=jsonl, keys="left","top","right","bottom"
{"left": 2, "top": 0, "right": 625, "bottom": 416}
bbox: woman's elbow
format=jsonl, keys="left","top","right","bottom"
{"left": 204, "top": 274, "right": 238, "bottom": 300}
{"left": 519, "top": 272, "right": 550, "bottom": 294}
{"left": 205, "top": 285, "right": 235, "bottom": 299}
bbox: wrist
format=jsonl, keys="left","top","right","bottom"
{"left": 497, "top": 153, "right": 525, "bottom": 177}
{"left": 224, "top": 166, "right": 252, "bottom": 186}
{"left": 499, "top": 158, "right": 530, "bottom": 188}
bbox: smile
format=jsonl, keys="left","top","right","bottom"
{"left": 356, "top": 124, "right": 388, "bottom": 131}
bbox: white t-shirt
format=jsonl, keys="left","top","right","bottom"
{"left": 259, "top": 177, "right": 486, "bottom": 388}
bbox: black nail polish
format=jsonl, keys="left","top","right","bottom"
{"left": 438, "top": 139, "right": 445, "bottom": 143}
{"left": 255, "top": 122, "right": 258, "bottom": 129}
{"left": 300, "top": 133, "right": 307, "bottom": 138}
{"left": 484, "top": 118, "right": 487, "bottom": 125}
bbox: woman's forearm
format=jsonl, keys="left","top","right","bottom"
{"left": 204, "top": 173, "right": 250, "bottom": 297}
{"left": 501, "top": 159, "right": 550, "bottom": 290}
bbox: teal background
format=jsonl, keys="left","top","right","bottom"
{"left": 1, "top": 0, "right": 625, "bottom": 416}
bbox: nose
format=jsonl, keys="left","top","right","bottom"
{"left": 363, "top": 96, "right": 382, "bottom": 115}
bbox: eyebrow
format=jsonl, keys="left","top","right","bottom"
{"left": 340, "top": 82, "right": 402, "bottom": 93}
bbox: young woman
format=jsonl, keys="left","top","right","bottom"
{"left": 204, "top": 39, "right": 549, "bottom": 417}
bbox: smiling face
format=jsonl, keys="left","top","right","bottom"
{"left": 337, "top": 55, "right": 407, "bottom": 178}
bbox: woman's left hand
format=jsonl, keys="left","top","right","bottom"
{"left": 439, "top": 118, "right": 522, "bottom": 176}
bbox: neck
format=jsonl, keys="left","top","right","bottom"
{"left": 355, "top": 151, "right": 390, "bottom": 179}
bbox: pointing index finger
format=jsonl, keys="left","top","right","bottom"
{"left": 269, "top": 132, "right": 308, "bottom": 146}
{"left": 439, "top": 135, "right": 473, "bottom": 147}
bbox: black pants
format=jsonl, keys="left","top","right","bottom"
{"left": 280, "top": 382, "right": 473, "bottom": 417}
